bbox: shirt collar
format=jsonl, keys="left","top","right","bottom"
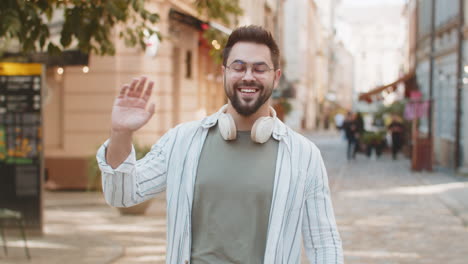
{"left": 200, "top": 104, "right": 288, "bottom": 141}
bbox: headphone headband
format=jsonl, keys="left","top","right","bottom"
{"left": 220, "top": 104, "right": 277, "bottom": 119}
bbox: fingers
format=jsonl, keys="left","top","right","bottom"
{"left": 135, "top": 76, "right": 147, "bottom": 97}
{"left": 127, "top": 76, "right": 152, "bottom": 98}
{"left": 123, "top": 76, "right": 154, "bottom": 102}
{"left": 127, "top": 78, "right": 139, "bottom": 97}
{"left": 142, "top": 81, "right": 154, "bottom": 101}
{"left": 118, "top": 84, "right": 129, "bottom": 98}
{"left": 147, "top": 103, "right": 155, "bottom": 117}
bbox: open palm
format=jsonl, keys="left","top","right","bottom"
{"left": 111, "top": 77, "right": 155, "bottom": 132}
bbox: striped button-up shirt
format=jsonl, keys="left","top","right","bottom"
{"left": 97, "top": 108, "right": 343, "bottom": 264}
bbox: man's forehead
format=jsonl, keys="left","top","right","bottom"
{"left": 227, "top": 42, "right": 272, "bottom": 64}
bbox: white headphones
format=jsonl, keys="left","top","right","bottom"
{"left": 218, "top": 104, "right": 277, "bottom": 144}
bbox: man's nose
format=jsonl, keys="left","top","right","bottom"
{"left": 242, "top": 68, "right": 255, "bottom": 81}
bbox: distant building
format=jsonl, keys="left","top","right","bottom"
{"left": 336, "top": 1, "right": 407, "bottom": 110}
{"left": 283, "top": 0, "right": 340, "bottom": 130}
{"left": 330, "top": 40, "right": 354, "bottom": 110}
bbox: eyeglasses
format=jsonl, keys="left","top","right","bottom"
{"left": 225, "top": 60, "right": 274, "bottom": 77}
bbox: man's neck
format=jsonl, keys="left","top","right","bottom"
{"left": 226, "top": 103, "right": 271, "bottom": 131}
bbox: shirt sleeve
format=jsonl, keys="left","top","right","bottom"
{"left": 302, "top": 147, "right": 344, "bottom": 264}
{"left": 96, "top": 127, "right": 178, "bottom": 207}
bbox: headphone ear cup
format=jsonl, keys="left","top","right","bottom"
{"left": 218, "top": 113, "right": 237, "bottom": 140}
{"left": 251, "top": 117, "right": 274, "bottom": 144}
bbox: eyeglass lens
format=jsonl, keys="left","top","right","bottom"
{"left": 229, "top": 61, "right": 271, "bottom": 74}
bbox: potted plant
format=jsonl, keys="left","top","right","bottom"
{"left": 361, "top": 131, "right": 386, "bottom": 158}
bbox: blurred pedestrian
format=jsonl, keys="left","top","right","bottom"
{"left": 324, "top": 113, "right": 330, "bottom": 130}
{"left": 388, "top": 113, "right": 404, "bottom": 160}
{"left": 342, "top": 112, "right": 357, "bottom": 160}
{"left": 334, "top": 112, "right": 345, "bottom": 130}
{"left": 96, "top": 25, "right": 343, "bottom": 264}
{"left": 353, "top": 112, "right": 365, "bottom": 157}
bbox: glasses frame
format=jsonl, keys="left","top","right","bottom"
{"left": 225, "top": 60, "right": 275, "bottom": 78}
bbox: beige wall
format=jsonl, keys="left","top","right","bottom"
{"left": 238, "top": 0, "right": 266, "bottom": 26}
{"left": 42, "top": 0, "right": 293, "bottom": 188}
{"left": 43, "top": 0, "right": 230, "bottom": 188}
{"left": 283, "top": 0, "right": 325, "bottom": 130}
{"left": 197, "top": 44, "right": 225, "bottom": 116}
{"left": 302, "top": 1, "right": 321, "bottom": 130}
{"left": 315, "top": 25, "right": 329, "bottom": 110}
{"left": 331, "top": 41, "right": 354, "bottom": 110}
{"left": 406, "top": 0, "right": 418, "bottom": 72}
{"left": 43, "top": 0, "right": 233, "bottom": 159}
{"left": 44, "top": 69, "right": 64, "bottom": 151}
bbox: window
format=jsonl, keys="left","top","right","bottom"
{"left": 185, "top": 51, "right": 192, "bottom": 79}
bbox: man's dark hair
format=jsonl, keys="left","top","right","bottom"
{"left": 222, "top": 25, "right": 280, "bottom": 69}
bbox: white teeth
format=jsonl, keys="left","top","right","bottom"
{"left": 240, "top": 89, "right": 256, "bottom": 93}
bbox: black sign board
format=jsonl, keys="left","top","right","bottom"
{"left": 0, "top": 63, "right": 43, "bottom": 232}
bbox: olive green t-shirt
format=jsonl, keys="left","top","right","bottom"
{"left": 190, "top": 125, "right": 279, "bottom": 264}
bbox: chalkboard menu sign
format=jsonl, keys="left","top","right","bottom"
{"left": 0, "top": 63, "right": 43, "bottom": 232}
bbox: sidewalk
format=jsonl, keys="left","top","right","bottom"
{"left": 415, "top": 169, "right": 468, "bottom": 227}
{"left": 0, "top": 191, "right": 167, "bottom": 264}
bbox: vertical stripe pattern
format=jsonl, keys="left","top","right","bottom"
{"left": 96, "top": 111, "right": 343, "bottom": 264}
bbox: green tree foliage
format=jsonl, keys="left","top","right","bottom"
{"left": 1, "top": 0, "right": 160, "bottom": 56}
{"left": 375, "top": 101, "right": 406, "bottom": 119}
{"left": 0, "top": 0, "right": 243, "bottom": 57}
{"left": 194, "top": 0, "right": 242, "bottom": 25}
{"left": 194, "top": 0, "right": 243, "bottom": 65}
{"left": 202, "top": 28, "right": 228, "bottom": 65}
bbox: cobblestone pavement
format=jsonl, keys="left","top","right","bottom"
{"left": 1, "top": 131, "right": 468, "bottom": 264}
{"left": 306, "top": 131, "right": 468, "bottom": 264}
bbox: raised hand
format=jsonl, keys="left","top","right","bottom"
{"left": 111, "top": 76, "right": 156, "bottom": 133}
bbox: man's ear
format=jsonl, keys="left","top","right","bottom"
{"left": 274, "top": 69, "right": 282, "bottom": 88}
{"left": 222, "top": 65, "right": 226, "bottom": 86}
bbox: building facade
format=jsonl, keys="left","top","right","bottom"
{"left": 330, "top": 40, "right": 354, "bottom": 110}
{"left": 282, "top": 0, "right": 329, "bottom": 130}
{"left": 409, "top": 0, "right": 468, "bottom": 171}
{"left": 43, "top": 0, "right": 281, "bottom": 189}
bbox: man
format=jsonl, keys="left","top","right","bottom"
{"left": 97, "top": 25, "right": 343, "bottom": 264}
{"left": 387, "top": 113, "right": 404, "bottom": 160}
{"left": 342, "top": 111, "right": 357, "bottom": 160}
{"left": 334, "top": 112, "right": 345, "bottom": 131}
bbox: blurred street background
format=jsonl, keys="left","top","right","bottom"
{"left": 1, "top": 0, "right": 468, "bottom": 263}
{"left": 2, "top": 131, "right": 468, "bottom": 264}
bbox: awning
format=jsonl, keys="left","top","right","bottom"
{"left": 358, "top": 71, "right": 416, "bottom": 103}
{"left": 169, "top": 9, "right": 205, "bottom": 30}
{"left": 169, "top": 9, "right": 232, "bottom": 35}
{"left": 209, "top": 22, "right": 232, "bottom": 35}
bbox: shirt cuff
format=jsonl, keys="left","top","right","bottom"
{"left": 96, "top": 139, "right": 136, "bottom": 175}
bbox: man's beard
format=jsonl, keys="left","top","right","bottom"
{"left": 224, "top": 78, "right": 274, "bottom": 116}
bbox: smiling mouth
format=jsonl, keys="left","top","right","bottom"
{"left": 237, "top": 87, "right": 259, "bottom": 95}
